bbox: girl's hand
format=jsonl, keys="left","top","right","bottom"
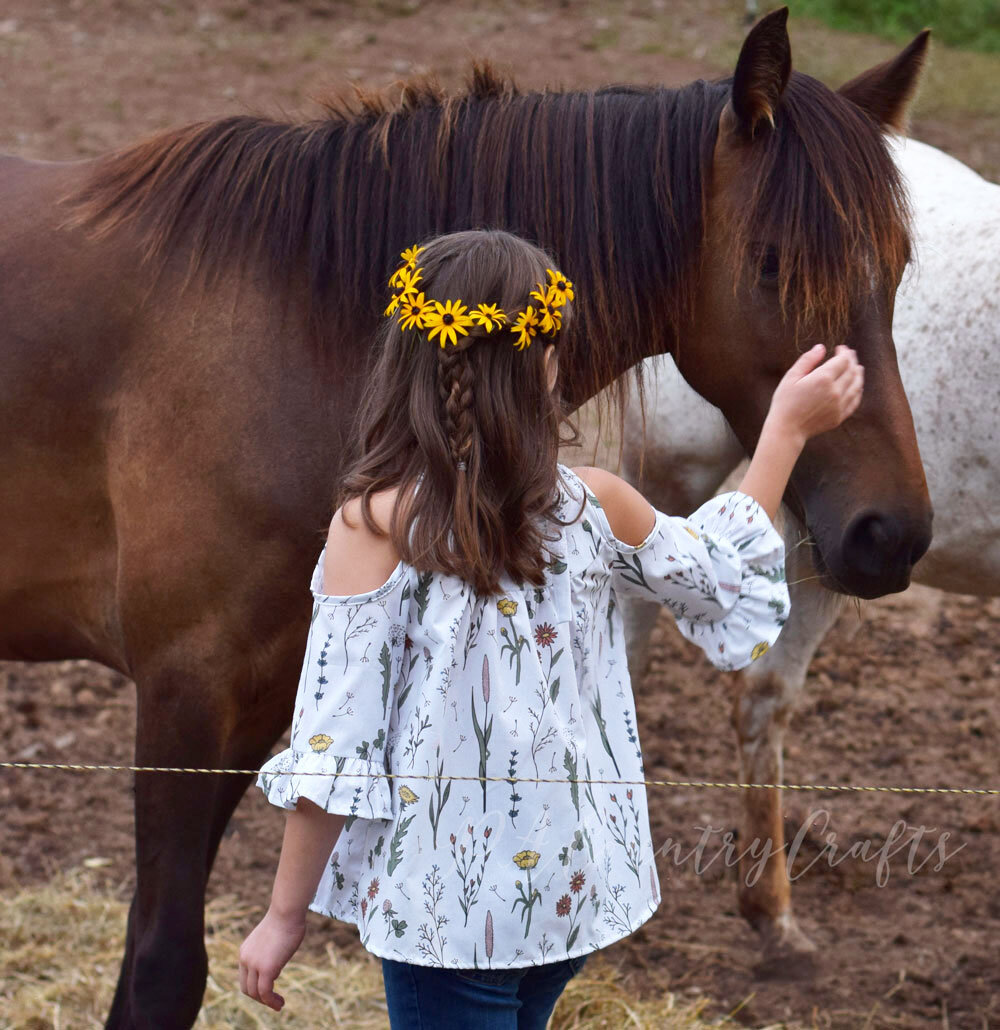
{"left": 766, "top": 344, "right": 864, "bottom": 445}
{"left": 238, "top": 908, "right": 306, "bottom": 1011}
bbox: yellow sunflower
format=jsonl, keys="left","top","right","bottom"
{"left": 497, "top": 598, "right": 518, "bottom": 617}
{"left": 398, "top": 785, "right": 419, "bottom": 805}
{"left": 750, "top": 641, "right": 771, "bottom": 662}
{"left": 537, "top": 299, "right": 562, "bottom": 335}
{"left": 397, "top": 291, "right": 429, "bottom": 331}
{"left": 545, "top": 268, "right": 574, "bottom": 307}
{"left": 390, "top": 265, "right": 423, "bottom": 295}
{"left": 470, "top": 303, "right": 509, "bottom": 333}
{"left": 424, "top": 299, "right": 475, "bottom": 348}
{"left": 309, "top": 733, "right": 333, "bottom": 753}
{"left": 512, "top": 849, "right": 540, "bottom": 870}
{"left": 400, "top": 245, "right": 424, "bottom": 268}
{"left": 510, "top": 307, "right": 540, "bottom": 351}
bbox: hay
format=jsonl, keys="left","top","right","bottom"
{"left": 0, "top": 866, "right": 780, "bottom": 1029}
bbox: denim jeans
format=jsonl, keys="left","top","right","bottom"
{"left": 381, "top": 953, "right": 589, "bottom": 1030}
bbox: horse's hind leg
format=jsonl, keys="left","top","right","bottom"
{"left": 730, "top": 540, "right": 845, "bottom": 973}
{"left": 105, "top": 650, "right": 297, "bottom": 1030}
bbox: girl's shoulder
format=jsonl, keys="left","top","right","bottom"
{"left": 556, "top": 464, "right": 658, "bottom": 550}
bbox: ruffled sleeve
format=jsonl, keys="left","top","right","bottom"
{"left": 592, "top": 489, "right": 789, "bottom": 672}
{"left": 256, "top": 546, "right": 411, "bottom": 820}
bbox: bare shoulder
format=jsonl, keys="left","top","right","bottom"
{"left": 323, "top": 487, "right": 402, "bottom": 595}
{"left": 570, "top": 466, "right": 656, "bottom": 547}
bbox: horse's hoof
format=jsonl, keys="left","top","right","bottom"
{"left": 751, "top": 913, "right": 819, "bottom": 981}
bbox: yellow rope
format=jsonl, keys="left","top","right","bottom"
{"left": 1, "top": 761, "right": 997, "bottom": 796}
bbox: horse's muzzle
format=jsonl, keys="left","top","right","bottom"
{"left": 817, "top": 507, "right": 934, "bottom": 599}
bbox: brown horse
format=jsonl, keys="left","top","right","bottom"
{"left": 0, "top": 10, "right": 931, "bottom": 1027}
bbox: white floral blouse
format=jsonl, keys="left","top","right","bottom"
{"left": 257, "top": 464, "right": 789, "bottom": 970}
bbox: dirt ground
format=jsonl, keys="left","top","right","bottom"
{"left": 2, "top": 2, "right": 999, "bottom": 1028}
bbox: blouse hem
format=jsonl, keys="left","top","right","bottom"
{"left": 306, "top": 893, "right": 661, "bottom": 971}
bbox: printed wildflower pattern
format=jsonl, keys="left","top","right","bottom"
{"left": 256, "top": 466, "right": 789, "bottom": 970}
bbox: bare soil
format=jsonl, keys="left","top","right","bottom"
{"left": 3, "top": 2, "right": 999, "bottom": 1028}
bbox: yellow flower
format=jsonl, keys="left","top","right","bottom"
{"left": 537, "top": 299, "right": 562, "bottom": 335}
{"left": 545, "top": 269, "right": 574, "bottom": 307}
{"left": 512, "top": 849, "right": 540, "bottom": 870}
{"left": 309, "top": 733, "right": 333, "bottom": 753}
{"left": 497, "top": 598, "right": 518, "bottom": 617}
{"left": 510, "top": 307, "right": 540, "bottom": 351}
{"left": 384, "top": 292, "right": 403, "bottom": 317}
{"left": 400, "top": 245, "right": 424, "bottom": 268}
{"left": 390, "top": 265, "right": 424, "bottom": 294}
{"left": 470, "top": 303, "right": 509, "bottom": 333}
{"left": 750, "top": 641, "right": 770, "bottom": 662}
{"left": 398, "top": 785, "right": 419, "bottom": 805}
{"left": 397, "top": 291, "right": 429, "bottom": 331}
{"left": 424, "top": 299, "right": 475, "bottom": 348}
{"left": 683, "top": 526, "right": 699, "bottom": 539}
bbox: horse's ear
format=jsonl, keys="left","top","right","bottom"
{"left": 726, "top": 7, "right": 792, "bottom": 138}
{"left": 838, "top": 30, "right": 930, "bottom": 132}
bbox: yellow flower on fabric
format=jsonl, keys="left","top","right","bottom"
{"left": 309, "top": 733, "right": 333, "bottom": 753}
{"left": 398, "top": 785, "right": 419, "bottom": 805}
{"left": 497, "top": 598, "right": 518, "bottom": 617}
{"left": 510, "top": 307, "right": 540, "bottom": 350}
{"left": 545, "top": 269, "right": 574, "bottom": 306}
{"left": 424, "top": 299, "right": 475, "bottom": 347}
{"left": 513, "top": 849, "right": 540, "bottom": 870}
{"left": 470, "top": 303, "right": 509, "bottom": 333}
{"left": 750, "top": 641, "right": 770, "bottom": 661}
{"left": 398, "top": 291, "right": 429, "bottom": 331}
{"left": 683, "top": 526, "right": 699, "bottom": 539}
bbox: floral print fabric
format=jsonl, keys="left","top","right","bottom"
{"left": 257, "top": 465, "right": 789, "bottom": 969}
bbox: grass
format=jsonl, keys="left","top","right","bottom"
{"left": 787, "top": 0, "right": 1000, "bottom": 54}
{"left": 0, "top": 866, "right": 783, "bottom": 1030}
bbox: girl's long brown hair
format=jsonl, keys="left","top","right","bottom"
{"left": 336, "top": 230, "right": 585, "bottom": 596}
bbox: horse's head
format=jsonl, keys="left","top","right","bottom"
{"left": 680, "top": 8, "right": 932, "bottom": 599}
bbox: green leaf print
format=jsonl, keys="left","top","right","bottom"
{"left": 563, "top": 747, "right": 579, "bottom": 818}
{"left": 379, "top": 641, "right": 392, "bottom": 718}
{"left": 471, "top": 655, "right": 493, "bottom": 813}
{"left": 387, "top": 811, "right": 417, "bottom": 877}
{"left": 398, "top": 580, "right": 411, "bottom": 615}
{"left": 610, "top": 552, "right": 650, "bottom": 592}
{"left": 548, "top": 558, "right": 568, "bottom": 575}
{"left": 414, "top": 571, "right": 433, "bottom": 624}
{"left": 590, "top": 686, "right": 622, "bottom": 777}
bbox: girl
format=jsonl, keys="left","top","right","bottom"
{"left": 239, "top": 229, "right": 862, "bottom": 1027}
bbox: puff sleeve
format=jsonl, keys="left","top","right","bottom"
{"left": 595, "top": 490, "right": 789, "bottom": 671}
{"left": 256, "top": 546, "right": 411, "bottom": 820}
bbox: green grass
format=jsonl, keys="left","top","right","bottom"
{"left": 788, "top": 0, "right": 1000, "bottom": 53}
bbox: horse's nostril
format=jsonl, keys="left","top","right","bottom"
{"left": 842, "top": 513, "right": 900, "bottom": 580}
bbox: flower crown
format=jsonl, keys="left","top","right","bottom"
{"left": 384, "top": 245, "right": 574, "bottom": 351}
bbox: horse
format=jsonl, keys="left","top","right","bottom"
{"left": 620, "top": 134, "right": 1000, "bottom": 971}
{"left": 0, "top": 9, "right": 932, "bottom": 1026}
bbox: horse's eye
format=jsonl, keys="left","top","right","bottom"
{"left": 759, "top": 247, "right": 780, "bottom": 285}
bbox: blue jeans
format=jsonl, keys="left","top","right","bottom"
{"left": 381, "top": 953, "right": 589, "bottom": 1030}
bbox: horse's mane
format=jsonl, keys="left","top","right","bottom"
{"left": 68, "top": 62, "right": 909, "bottom": 428}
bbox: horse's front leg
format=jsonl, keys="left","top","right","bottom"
{"left": 729, "top": 532, "right": 845, "bottom": 972}
{"left": 105, "top": 642, "right": 299, "bottom": 1030}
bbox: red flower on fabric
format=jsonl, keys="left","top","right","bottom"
{"left": 534, "top": 623, "right": 558, "bottom": 647}
{"left": 556, "top": 894, "right": 572, "bottom": 917}
{"left": 368, "top": 878, "right": 380, "bottom": 899}
{"left": 569, "top": 871, "right": 586, "bottom": 894}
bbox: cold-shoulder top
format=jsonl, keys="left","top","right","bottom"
{"left": 257, "top": 464, "right": 789, "bottom": 970}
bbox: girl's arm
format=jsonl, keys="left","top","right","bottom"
{"left": 239, "top": 503, "right": 402, "bottom": 1012}
{"left": 577, "top": 343, "right": 863, "bottom": 536}
{"left": 239, "top": 800, "right": 345, "bottom": 1012}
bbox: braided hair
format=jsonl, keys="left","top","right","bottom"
{"left": 337, "top": 229, "right": 584, "bottom": 596}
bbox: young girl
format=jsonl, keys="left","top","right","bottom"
{"left": 239, "top": 229, "right": 862, "bottom": 1027}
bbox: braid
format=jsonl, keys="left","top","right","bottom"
{"left": 437, "top": 343, "right": 477, "bottom": 465}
